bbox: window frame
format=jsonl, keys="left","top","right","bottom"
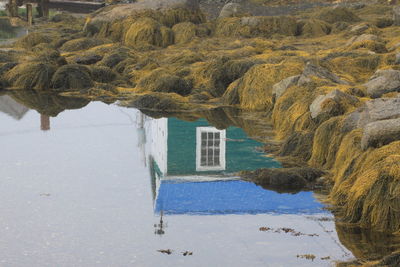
{"left": 195, "top": 127, "right": 226, "bottom": 171}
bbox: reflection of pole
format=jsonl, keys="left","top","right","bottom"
{"left": 154, "top": 211, "right": 166, "bottom": 235}
{"left": 41, "top": 114, "right": 50, "bottom": 131}
{"left": 26, "top": 4, "right": 33, "bottom": 26}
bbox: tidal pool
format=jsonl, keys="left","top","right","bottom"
{"left": 0, "top": 96, "right": 361, "bottom": 266}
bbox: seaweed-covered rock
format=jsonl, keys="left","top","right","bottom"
{"left": 90, "top": 66, "right": 118, "bottom": 83}
{"left": 14, "top": 32, "right": 52, "bottom": 49}
{"left": 346, "top": 34, "right": 379, "bottom": 45}
{"left": 317, "top": 7, "right": 360, "bottom": 24}
{"left": 172, "top": 22, "right": 197, "bottom": 44}
{"left": 218, "top": 3, "right": 245, "bottom": 18}
{"left": 51, "top": 64, "right": 93, "bottom": 90}
{"left": 272, "top": 75, "right": 300, "bottom": 101}
{"left": 4, "top": 63, "right": 56, "bottom": 90}
{"left": 98, "top": 50, "right": 131, "bottom": 68}
{"left": 299, "top": 19, "right": 331, "bottom": 37}
{"left": 138, "top": 69, "right": 191, "bottom": 95}
{"left": 361, "top": 118, "right": 400, "bottom": 150}
{"left": 241, "top": 167, "right": 325, "bottom": 192}
{"left": 124, "top": 18, "right": 173, "bottom": 48}
{"left": 364, "top": 69, "right": 400, "bottom": 98}
{"left": 309, "top": 89, "right": 359, "bottom": 119}
{"left": 85, "top": 0, "right": 204, "bottom": 35}
{"left": 74, "top": 53, "right": 103, "bottom": 65}
{"left": 60, "top": 38, "right": 108, "bottom": 52}
{"left": 215, "top": 16, "right": 298, "bottom": 38}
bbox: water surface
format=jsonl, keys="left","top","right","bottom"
{"left": 0, "top": 98, "right": 360, "bottom": 266}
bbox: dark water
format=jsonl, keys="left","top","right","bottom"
{"left": 0, "top": 94, "right": 360, "bottom": 266}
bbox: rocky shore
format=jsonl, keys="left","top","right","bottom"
{"left": 1, "top": 0, "right": 400, "bottom": 264}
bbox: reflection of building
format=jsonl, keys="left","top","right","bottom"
{"left": 141, "top": 114, "right": 325, "bottom": 216}
{"left": 0, "top": 95, "right": 29, "bottom": 120}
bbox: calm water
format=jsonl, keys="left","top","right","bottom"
{"left": 0, "top": 94, "right": 359, "bottom": 267}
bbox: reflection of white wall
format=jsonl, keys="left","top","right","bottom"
{"left": 0, "top": 95, "right": 29, "bottom": 120}
{"left": 145, "top": 117, "right": 168, "bottom": 175}
{"left": 196, "top": 127, "right": 226, "bottom": 171}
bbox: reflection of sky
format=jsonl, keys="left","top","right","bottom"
{"left": 0, "top": 102, "right": 353, "bottom": 266}
{"left": 156, "top": 180, "right": 326, "bottom": 215}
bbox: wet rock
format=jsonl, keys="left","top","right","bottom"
{"left": 343, "top": 97, "right": 400, "bottom": 132}
{"left": 364, "top": 69, "right": 400, "bottom": 98}
{"left": 361, "top": 118, "right": 400, "bottom": 150}
{"left": 298, "top": 62, "right": 348, "bottom": 85}
{"left": 309, "top": 89, "right": 359, "bottom": 119}
{"left": 51, "top": 64, "right": 93, "bottom": 91}
{"left": 393, "top": 6, "right": 400, "bottom": 26}
{"left": 241, "top": 167, "right": 325, "bottom": 192}
{"left": 74, "top": 53, "right": 103, "bottom": 65}
{"left": 218, "top": 3, "right": 245, "bottom": 18}
{"left": 272, "top": 75, "right": 300, "bottom": 101}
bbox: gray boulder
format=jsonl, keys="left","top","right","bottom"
{"left": 346, "top": 34, "right": 379, "bottom": 46}
{"left": 298, "top": 62, "right": 348, "bottom": 86}
{"left": 349, "top": 23, "right": 370, "bottom": 34}
{"left": 309, "top": 89, "right": 359, "bottom": 119}
{"left": 361, "top": 118, "right": 400, "bottom": 150}
{"left": 393, "top": 6, "right": 400, "bottom": 26}
{"left": 364, "top": 69, "right": 400, "bottom": 98}
{"left": 343, "top": 97, "right": 400, "bottom": 132}
{"left": 218, "top": 3, "right": 245, "bottom": 18}
{"left": 272, "top": 75, "right": 300, "bottom": 101}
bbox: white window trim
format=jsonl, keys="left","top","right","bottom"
{"left": 196, "top": 127, "right": 226, "bottom": 171}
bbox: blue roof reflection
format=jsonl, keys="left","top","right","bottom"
{"left": 155, "top": 180, "right": 326, "bottom": 215}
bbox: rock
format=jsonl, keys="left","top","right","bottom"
{"left": 349, "top": 23, "right": 369, "bottom": 34}
{"left": 298, "top": 62, "right": 348, "bottom": 85}
{"left": 361, "top": 118, "right": 400, "bottom": 150}
{"left": 85, "top": 0, "right": 202, "bottom": 33}
{"left": 74, "top": 53, "right": 103, "bottom": 65}
{"left": 272, "top": 75, "right": 300, "bottom": 101}
{"left": 218, "top": 3, "right": 245, "bottom": 18}
{"left": 309, "top": 89, "right": 359, "bottom": 119}
{"left": 346, "top": 34, "right": 379, "bottom": 46}
{"left": 395, "top": 53, "right": 400, "bottom": 65}
{"left": 241, "top": 167, "right": 325, "bottom": 193}
{"left": 364, "top": 69, "right": 400, "bottom": 98}
{"left": 393, "top": 6, "right": 400, "bottom": 26}
{"left": 343, "top": 97, "right": 400, "bottom": 132}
